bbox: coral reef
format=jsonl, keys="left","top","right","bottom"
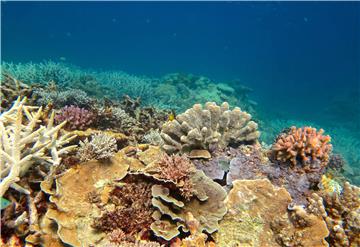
{"left": 1, "top": 61, "right": 359, "bottom": 247}
{"left": 77, "top": 133, "right": 117, "bottom": 162}
{"left": 161, "top": 102, "right": 260, "bottom": 154}
{"left": 55, "top": 105, "right": 95, "bottom": 130}
{"left": 272, "top": 126, "right": 332, "bottom": 167}
{"left": 0, "top": 97, "right": 76, "bottom": 197}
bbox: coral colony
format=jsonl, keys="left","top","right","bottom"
{"left": 1, "top": 63, "right": 359, "bottom": 247}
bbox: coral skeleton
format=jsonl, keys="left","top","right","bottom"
{"left": 161, "top": 102, "right": 260, "bottom": 154}
{"left": 0, "top": 97, "right": 77, "bottom": 197}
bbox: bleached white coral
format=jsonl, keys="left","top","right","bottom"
{"left": 0, "top": 97, "right": 77, "bottom": 197}
{"left": 77, "top": 133, "right": 117, "bottom": 162}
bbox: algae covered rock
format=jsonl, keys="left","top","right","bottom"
{"left": 160, "top": 102, "right": 260, "bottom": 154}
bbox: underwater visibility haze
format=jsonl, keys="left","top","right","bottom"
{"left": 1, "top": 1, "right": 360, "bottom": 247}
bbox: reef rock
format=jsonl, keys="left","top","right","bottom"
{"left": 160, "top": 102, "right": 260, "bottom": 154}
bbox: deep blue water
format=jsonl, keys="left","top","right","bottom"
{"left": 2, "top": 1, "right": 360, "bottom": 127}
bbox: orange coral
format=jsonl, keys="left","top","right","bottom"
{"left": 272, "top": 126, "right": 332, "bottom": 167}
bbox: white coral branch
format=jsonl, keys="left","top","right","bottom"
{"left": 0, "top": 97, "right": 77, "bottom": 197}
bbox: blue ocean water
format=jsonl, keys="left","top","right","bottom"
{"left": 2, "top": 2, "right": 360, "bottom": 180}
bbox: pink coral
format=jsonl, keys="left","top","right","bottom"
{"left": 272, "top": 126, "right": 332, "bottom": 167}
{"left": 55, "top": 105, "right": 94, "bottom": 130}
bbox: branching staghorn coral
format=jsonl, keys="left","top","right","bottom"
{"left": 77, "top": 133, "right": 117, "bottom": 162}
{"left": 161, "top": 102, "right": 260, "bottom": 154}
{"left": 0, "top": 97, "right": 77, "bottom": 197}
{"left": 272, "top": 126, "right": 332, "bottom": 167}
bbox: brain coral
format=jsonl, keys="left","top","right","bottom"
{"left": 272, "top": 126, "right": 332, "bottom": 167}
{"left": 160, "top": 102, "right": 260, "bottom": 154}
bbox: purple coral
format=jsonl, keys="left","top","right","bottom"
{"left": 55, "top": 105, "right": 94, "bottom": 130}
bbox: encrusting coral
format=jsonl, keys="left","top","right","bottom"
{"left": 77, "top": 133, "right": 117, "bottom": 162}
{"left": 215, "top": 179, "right": 329, "bottom": 247}
{"left": 55, "top": 105, "right": 95, "bottom": 130}
{"left": 0, "top": 97, "right": 77, "bottom": 197}
{"left": 272, "top": 126, "right": 332, "bottom": 167}
{"left": 41, "top": 152, "right": 130, "bottom": 247}
{"left": 160, "top": 102, "right": 260, "bottom": 154}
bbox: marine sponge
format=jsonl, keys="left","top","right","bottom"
{"left": 160, "top": 102, "right": 260, "bottom": 154}
{"left": 272, "top": 126, "right": 332, "bottom": 167}
{"left": 55, "top": 105, "right": 95, "bottom": 130}
{"left": 77, "top": 133, "right": 117, "bottom": 162}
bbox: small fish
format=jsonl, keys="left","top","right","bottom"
{"left": 168, "top": 110, "right": 176, "bottom": 121}
{"left": 1, "top": 197, "right": 11, "bottom": 210}
{"left": 59, "top": 56, "right": 66, "bottom": 61}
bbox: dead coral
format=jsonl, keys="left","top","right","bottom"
{"left": 77, "top": 133, "right": 117, "bottom": 162}
{"left": 272, "top": 126, "right": 332, "bottom": 167}
{"left": 161, "top": 102, "right": 260, "bottom": 154}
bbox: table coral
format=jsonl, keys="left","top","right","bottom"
{"left": 272, "top": 126, "right": 332, "bottom": 167}
{"left": 55, "top": 105, "right": 95, "bottom": 130}
{"left": 0, "top": 97, "right": 77, "bottom": 197}
{"left": 160, "top": 102, "right": 260, "bottom": 154}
